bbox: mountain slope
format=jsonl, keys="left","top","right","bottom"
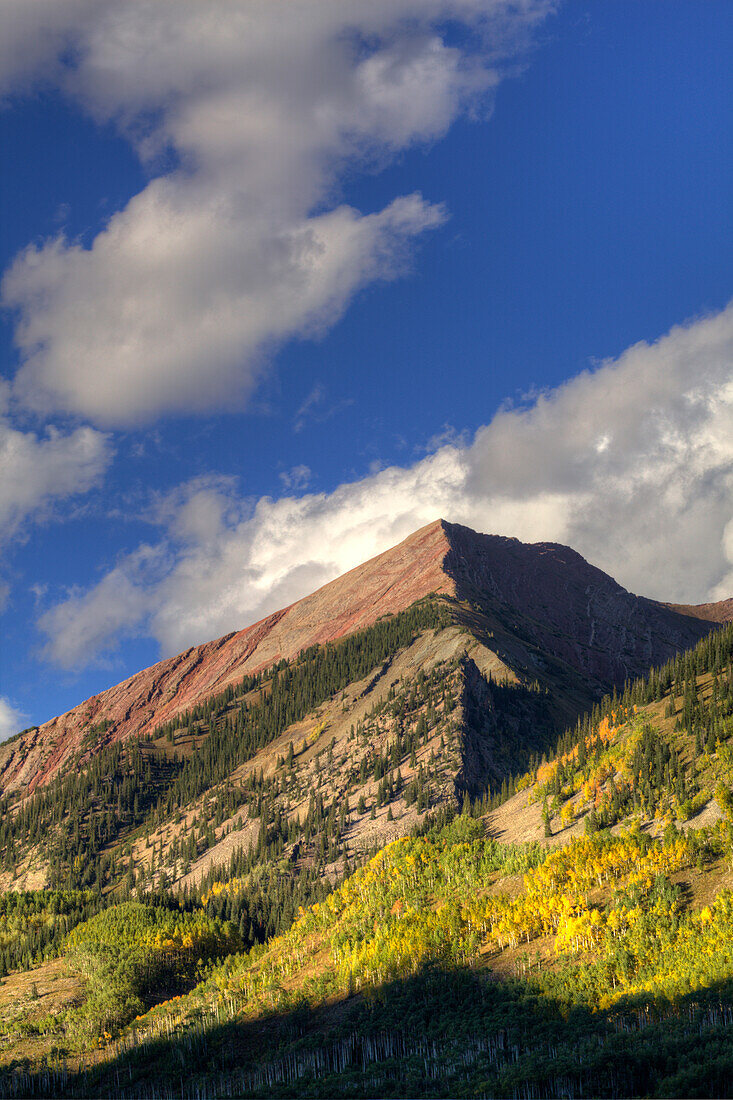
{"left": 488, "top": 620, "right": 733, "bottom": 847}
{"left": 3, "top": 614, "right": 733, "bottom": 1098}
{"left": 2, "top": 520, "right": 730, "bottom": 799}
{"left": 1, "top": 521, "right": 453, "bottom": 795}
{"left": 443, "top": 522, "right": 728, "bottom": 685}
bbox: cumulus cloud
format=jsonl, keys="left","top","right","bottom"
{"left": 0, "top": 418, "right": 112, "bottom": 544}
{"left": 469, "top": 306, "right": 733, "bottom": 600}
{"left": 1, "top": 0, "right": 551, "bottom": 426}
{"left": 38, "top": 303, "right": 733, "bottom": 669}
{"left": 6, "top": 193, "right": 445, "bottom": 423}
{"left": 0, "top": 697, "right": 27, "bottom": 742}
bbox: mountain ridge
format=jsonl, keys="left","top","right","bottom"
{"left": 2, "top": 519, "right": 730, "bottom": 796}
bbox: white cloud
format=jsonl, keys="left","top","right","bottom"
{"left": 6, "top": 193, "right": 445, "bottom": 423}
{"left": 280, "top": 466, "right": 312, "bottom": 492}
{"left": 0, "top": 419, "right": 112, "bottom": 544}
{"left": 37, "top": 303, "right": 733, "bottom": 669}
{"left": 467, "top": 305, "right": 733, "bottom": 599}
{"left": 1, "top": 0, "right": 551, "bottom": 425}
{"left": 38, "top": 545, "right": 164, "bottom": 670}
{"left": 147, "top": 475, "right": 245, "bottom": 546}
{"left": 0, "top": 697, "right": 27, "bottom": 742}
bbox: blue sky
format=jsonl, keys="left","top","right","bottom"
{"left": 0, "top": 0, "right": 732, "bottom": 736}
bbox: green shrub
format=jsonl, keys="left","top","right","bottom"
{"left": 64, "top": 902, "right": 241, "bottom": 1042}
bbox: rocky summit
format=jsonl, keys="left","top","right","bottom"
{"left": 1, "top": 519, "right": 728, "bottom": 799}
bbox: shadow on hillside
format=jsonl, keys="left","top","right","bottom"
{"left": 459, "top": 657, "right": 562, "bottom": 793}
{"left": 4, "top": 963, "right": 733, "bottom": 1100}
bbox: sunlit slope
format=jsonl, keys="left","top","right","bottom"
{"left": 10, "top": 818, "right": 733, "bottom": 1098}
{"left": 488, "top": 620, "right": 733, "bottom": 845}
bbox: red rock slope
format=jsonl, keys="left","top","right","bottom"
{"left": 0, "top": 521, "right": 454, "bottom": 793}
{"left": 2, "top": 519, "right": 730, "bottom": 795}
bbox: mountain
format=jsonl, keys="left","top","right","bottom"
{"left": 1, "top": 528, "right": 733, "bottom": 1097}
{"left": 1, "top": 519, "right": 728, "bottom": 800}
{"left": 0, "top": 518, "right": 728, "bottom": 915}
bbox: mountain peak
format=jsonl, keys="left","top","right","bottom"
{"left": 1, "top": 520, "right": 730, "bottom": 795}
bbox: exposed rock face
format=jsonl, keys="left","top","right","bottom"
{"left": 442, "top": 523, "right": 730, "bottom": 687}
{"left": 1, "top": 519, "right": 730, "bottom": 795}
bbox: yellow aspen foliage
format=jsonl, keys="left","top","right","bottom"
{"left": 559, "top": 802, "right": 576, "bottom": 828}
